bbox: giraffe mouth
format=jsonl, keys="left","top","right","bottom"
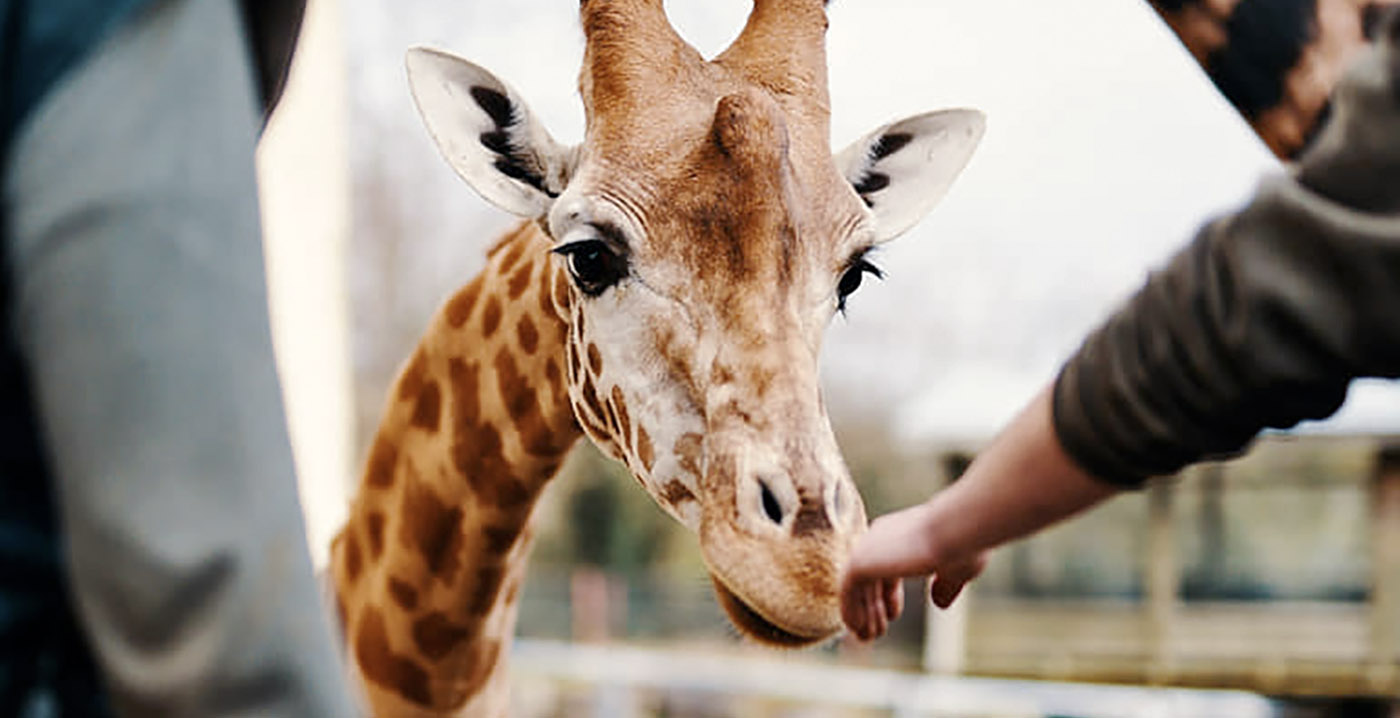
{"left": 710, "top": 575, "right": 826, "bottom": 648}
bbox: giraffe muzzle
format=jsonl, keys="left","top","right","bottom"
{"left": 694, "top": 433, "right": 867, "bottom": 646}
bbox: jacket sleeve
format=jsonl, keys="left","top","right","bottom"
{"left": 1052, "top": 15, "right": 1400, "bottom": 487}
{"left": 238, "top": 0, "right": 307, "bottom": 119}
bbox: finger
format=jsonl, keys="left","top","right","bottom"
{"left": 929, "top": 573, "right": 968, "bottom": 609}
{"left": 847, "top": 579, "right": 879, "bottom": 641}
{"left": 840, "top": 579, "right": 859, "bottom": 635}
{"left": 929, "top": 565, "right": 966, "bottom": 609}
{"left": 873, "top": 598, "right": 889, "bottom": 639}
{"left": 865, "top": 582, "right": 882, "bottom": 640}
{"left": 841, "top": 580, "right": 868, "bottom": 639}
{"left": 882, "top": 577, "right": 904, "bottom": 623}
{"left": 929, "top": 555, "right": 987, "bottom": 609}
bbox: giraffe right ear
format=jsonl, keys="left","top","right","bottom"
{"left": 406, "top": 47, "right": 577, "bottom": 218}
{"left": 835, "top": 109, "right": 985, "bottom": 243}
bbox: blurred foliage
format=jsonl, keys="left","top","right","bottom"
{"left": 532, "top": 442, "right": 683, "bottom": 575}
{"left": 830, "top": 412, "right": 946, "bottom": 518}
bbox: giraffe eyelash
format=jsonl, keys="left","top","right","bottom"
{"left": 836, "top": 250, "right": 884, "bottom": 315}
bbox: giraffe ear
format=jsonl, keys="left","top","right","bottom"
{"left": 406, "top": 47, "right": 577, "bottom": 218}
{"left": 834, "top": 109, "right": 985, "bottom": 242}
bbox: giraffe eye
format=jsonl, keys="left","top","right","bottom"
{"left": 554, "top": 239, "right": 627, "bottom": 296}
{"left": 837, "top": 254, "right": 884, "bottom": 314}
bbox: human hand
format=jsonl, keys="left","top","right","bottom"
{"left": 840, "top": 387, "right": 1116, "bottom": 642}
{"left": 840, "top": 502, "right": 987, "bottom": 641}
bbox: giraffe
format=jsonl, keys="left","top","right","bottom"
{"left": 330, "top": 0, "right": 985, "bottom": 715}
{"left": 1148, "top": 0, "right": 1400, "bottom": 158}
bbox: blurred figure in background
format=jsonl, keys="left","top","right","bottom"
{"left": 843, "top": 5, "right": 1400, "bottom": 640}
{"left": 0, "top": 1, "right": 354, "bottom": 715}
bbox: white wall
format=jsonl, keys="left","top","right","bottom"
{"left": 257, "top": 0, "right": 354, "bottom": 569}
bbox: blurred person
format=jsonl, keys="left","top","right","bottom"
{"left": 842, "top": 7, "right": 1400, "bottom": 640}
{"left": 1, "top": 1, "right": 355, "bottom": 715}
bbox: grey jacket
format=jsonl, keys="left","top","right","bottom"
{"left": 1053, "top": 16, "right": 1400, "bottom": 486}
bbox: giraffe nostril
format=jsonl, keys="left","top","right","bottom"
{"left": 759, "top": 479, "right": 784, "bottom": 525}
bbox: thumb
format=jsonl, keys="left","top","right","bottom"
{"left": 929, "top": 554, "right": 987, "bottom": 609}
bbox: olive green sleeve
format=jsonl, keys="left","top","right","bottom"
{"left": 1052, "top": 15, "right": 1400, "bottom": 486}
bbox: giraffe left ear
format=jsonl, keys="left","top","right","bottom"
{"left": 834, "top": 109, "right": 985, "bottom": 242}
{"left": 406, "top": 47, "right": 577, "bottom": 219}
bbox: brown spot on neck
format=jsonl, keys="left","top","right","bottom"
{"left": 397, "top": 349, "right": 430, "bottom": 402}
{"left": 412, "top": 611, "right": 475, "bottom": 661}
{"left": 468, "top": 565, "right": 507, "bottom": 615}
{"left": 447, "top": 358, "right": 481, "bottom": 425}
{"left": 482, "top": 523, "right": 523, "bottom": 555}
{"left": 493, "top": 347, "right": 573, "bottom": 458}
{"left": 355, "top": 607, "right": 432, "bottom": 707}
{"left": 388, "top": 576, "right": 419, "bottom": 611}
{"left": 516, "top": 314, "right": 540, "bottom": 355}
{"left": 447, "top": 358, "right": 533, "bottom": 508}
{"left": 366, "top": 511, "right": 386, "bottom": 558}
{"left": 494, "top": 233, "right": 527, "bottom": 273}
{"left": 453, "top": 418, "right": 530, "bottom": 509}
{"left": 445, "top": 277, "right": 484, "bottom": 328}
{"left": 410, "top": 380, "right": 442, "bottom": 432}
{"left": 343, "top": 531, "right": 364, "bottom": 583}
{"left": 366, "top": 435, "right": 398, "bottom": 489}
{"left": 494, "top": 348, "right": 536, "bottom": 424}
{"left": 398, "top": 472, "right": 465, "bottom": 585}
{"left": 508, "top": 259, "right": 535, "bottom": 299}
{"left": 481, "top": 296, "right": 503, "bottom": 337}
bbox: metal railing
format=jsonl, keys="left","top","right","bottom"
{"left": 509, "top": 639, "right": 1280, "bottom": 718}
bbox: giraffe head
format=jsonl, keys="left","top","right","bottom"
{"left": 405, "top": 0, "right": 982, "bottom": 646}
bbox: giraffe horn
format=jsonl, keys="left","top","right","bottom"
{"left": 714, "top": 0, "right": 832, "bottom": 110}
{"left": 579, "top": 0, "right": 699, "bottom": 101}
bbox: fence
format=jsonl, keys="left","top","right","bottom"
{"left": 508, "top": 639, "right": 1280, "bottom": 718}
{"left": 931, "top": 437, "right": 1400, "bottom": 698}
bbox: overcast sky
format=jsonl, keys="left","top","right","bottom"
{"left": 347, "top": 0, "right": 1400, "bottom": 443}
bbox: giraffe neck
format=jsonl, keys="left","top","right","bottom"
{"left": 333, "top": 221, "right": 580, "bottom": 716}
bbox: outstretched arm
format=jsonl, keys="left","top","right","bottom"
{"left": 843, "top": 11, "right": 1400, "bottom": 640}
{"left": 841, "top": 388, "right": 1116, "bottom": 641}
